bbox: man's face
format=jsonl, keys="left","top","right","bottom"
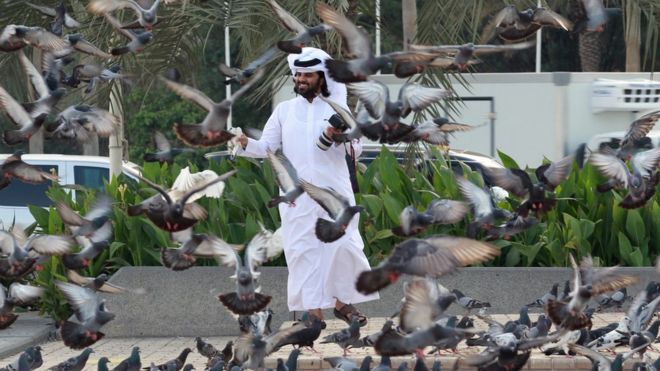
{"left": 294, "top": 71, "right": 323, "bottom": 98}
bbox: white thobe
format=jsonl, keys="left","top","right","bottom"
{"left": 236, "top": 95, "right": 379, "bottom": 311}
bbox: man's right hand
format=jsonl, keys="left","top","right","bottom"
{"left": 237, "top": 134, "right": 248, "bottom": 149}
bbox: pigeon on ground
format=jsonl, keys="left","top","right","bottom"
{"left": 299, "top": 179, "right": 363, "bottom": 243}
{"left": 161, "top": 69, "right": 263, "bottom": 147}
{"left": 320, "top": 317, "right": 361, "bottom": 356}
{"left": 142, "top": 348, "right": 192, "bottom": 371}
{"left": 48, "top": 348, "right": 94, "bottom": 371}
{"left": 270, "top": 312, "right": 322, "bottom": 351}
{"left": 356, "top": 235, "right": 499, "bottom": 294}
{"left": 596, "top": 287, "right": 630, "bottom": 311}
{"left": 112, "top": 347, "right": 141, "bottom": 371}
{"left": 266, "top": 150, "right": 304, "bottom": 208}
{"left": 570, "top": 343, "right": 644, "bottom": 371}
{"left": 315, "top": 3, "right": 391, "bottom": 82}
{"left": 196, "top": 337, "right": 220, "bottom": 359}
{"left": 452, "top": 289, "right": 491, "bottom": 313}
{"left": 322, "top": 357, "right": 359, "bottom": 371}
{"left": 275, "top": 349, "right": 300, "bottom": 371}
{"left": 55, "top": 280, "right": 116, "bottom": 349}
{"left": 393, "top": 200, "right": 469, "bottom": 237}
{"left": 143, "top": 131, "right": 193, "bottom": 164}
{"left": 267, "top": 0, "right": 331, "bottom": 54}
{"left": 526, "top": 283, "right": 558, "bottom": 308}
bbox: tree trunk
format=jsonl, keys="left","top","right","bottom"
{"left": 28, "top": 50, "right": 43, "bottom": 154}
{"left": 402, "top": 0, "right": 417, "bottom": 49}
{"left": 623, "top": 0, "right": 641, "bottom": 72}
{"left": 578, "top": 31, "right": 602, "bottom": 72}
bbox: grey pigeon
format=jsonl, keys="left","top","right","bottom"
{"left": 408, "top": 40, "right": 536, "bottom": 70}
{"left": 112, "top": 347, "right": 141, "bottom": 371}
{"left": 143, "top": 131, "right": 193, "bottom": 164}
{"left": 617, "top": 110, "right": 659, "bottom": 159}
{"left": 393, "top": 199, "right": 469, "bottom": 237}
{"left": 0, "top": 228, "right": 73, "bottom": 279}
{"left": 66, "top": 270, "right": 137, "bottom": 294}
{"left": 196, "top": 337, "right": 220, "bottom": 359}
{"left": 56, "top": 194, "right": 112, "bottom": 238}
{"left": 49, "top": 105, "right": 120, "bottom": 143}
{"left": 400, "top": 117, "right": 474, "bottom": 146}
{"left": 452, "top": 289, "right": 491, "bottom": 313}
{"left": 161, "top": 69, "right": 263, "bottom": 147}
{"left": 546, "top": 254, "right": 638, "bottom": 330}
{"left": 97, "top": 357, "right": 112, "bottom": 371}
{"left": 0, "top": 82, "right": 49, "bottom": 146}
{"left": 596, "top": 287, "right": 630, "bottom": 311}
{"left": 267, "top": 0, "right": 330, "bottom": 54}
{"left": 219, "top": 46, "right": 280, "bottom": 85}
{"left": 0, "top": 283, "right": 44, "bottom": 329}
{"left": 88, "top": 0, "right": 162, "bottom": 31}
{"left": 487, "top": 5, "right": 572, "bottom": 41}
{"left": 161, "top": 228, "right": 235, "bottom": 271}
{"left": 320, "top": 317, "right": 361, "bottom": 356}
{"left": 48, "top": 348, "right": 94, "bottom": 371}
{"left": 575, "top": 0, "right": 622, "bottom": 32}
{"left": 455, "top": 176, "right": 513, "bottom": 238}
{"left": 142, "top": 348, "right": 192, "bottom": 371}
{"left": 0, "top": 151, "right": 58, "bottom": 192}
{"left": 266, "top": 150, "right": 304, "bottom": 208}
{"left": 26, "top": 1, "right": 81, "bottom": 35}
{"left": 0, "top": 25, "right": 70, "bottom": 55}
{"left": 61, "top": 222, "right": 112, "bottom": 270}
{"left": 102, "top": 13, "right": 153, "bottom": 56}
{"left": 315, "top": 3, "right": 391, "bottom": 82}
{"left": 299, "top": 179, "right": 363, "bottom": 243}
{"left": 218, "top": 230, "right": 275, "bottom": 315}
{"left": 323, "top": 357, "right": 359, "bottom": 371}
{"left": 356, "top": 235, "right": 499, "bottom": 294}
{"left": 570, "top": 343, "right": 643, "bottom": 371}
{"left": 55, "top": 281, "right": 115, "bottom": 349}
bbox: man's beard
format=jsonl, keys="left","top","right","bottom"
{"left": 294, "top": 82, "right": 320, "bottom": 99}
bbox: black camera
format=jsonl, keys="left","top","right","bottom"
{"left": 317, "top": 114, "right": 349, "bottom": 151}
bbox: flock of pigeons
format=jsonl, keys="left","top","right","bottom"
{"left": 0, "top": 0, "right": 659, "bottom": 370}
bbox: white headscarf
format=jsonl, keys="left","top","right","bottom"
{"left": 287, "top": 47, "right": 347, "bottom": 106}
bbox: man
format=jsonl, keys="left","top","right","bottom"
{"left": 232, "top": 47, "right": 378, "bottom": 326}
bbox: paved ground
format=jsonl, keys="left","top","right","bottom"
{"left": 0, "top": 312, "right": 657, "bottom": 370}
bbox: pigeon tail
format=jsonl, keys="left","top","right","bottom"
{"left": 620, "top": 188, "right": 655, "bottom": 209}
{"left": 596, "top": 182, "right": 615, "bottom": 193}
{"left": 3, "top": 130, "right": 28, "bottom": 145}
{"left": 143, "top": 152, "right": 163, "bottom": 163}
{"left": 174, "top": 123, "right": 234, "bottom": 148}
{"left": 62, "top": 254, "right": 87, "bottom": 270}
{"left": 0, "top": 313, "right": 18, "bottom": 329}
{"left": 161, "top": 248, "right": 196, "bottom": 271}
{"left": 127, "top": 204, "right": 144, "bottom": 216}
{"left": 545, "top": 300, "right": 591, "bottom": 330}
{"left": 394, "top": 62, "right": 425, "bottom": 78}
{"left": 111, "top": 46, "right": 130, "bottom": 56}
{"left": 218, "top": 292, "right": 271, "bottom": 315}
{"left": 356, "top": 266, "right": 397, "bottom": 295}
{"left": 267, "top": 196, "right": 287, "bottom": 208}
{"left": 325, "top": 59, "right": 365, "bottom": 83}
{"left": 61, "top": 321, "right": 105, "bottom": 349}
{"left": 315, "top": 218, "right": 345, "bottom": 243}
{"left": 277, "top": 40, "right": 303, "bottom": 54}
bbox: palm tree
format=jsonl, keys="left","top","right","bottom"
{"left": 0, "top": 0, "right": 204, "bottom": 155}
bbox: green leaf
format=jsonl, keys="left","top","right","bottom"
{"left": 371, "top": 229, "right": 394, "bottom": 241}
{"left": 629, "top": 249, "right": 644, "bottom": 267}
{"left": 618, "top": 232, "right": 633, "bottom": 265}
{"left": 28, "top": 205, "right": 49, "bottom": 227}
{"left": 497, "top": 150, "right": 520, "bottom": 169}
{"left": 360, "top": 194, "right": 384, "bottom": 217}
{"left": 381, "top": 193, "right": 403, "bottom": 225}
{"left": 625, "top": 209, "right": 646, "bottom": 246}
{"left": 505, "top": 247, "right": 521, "bottom": 266}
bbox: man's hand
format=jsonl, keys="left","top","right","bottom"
{"left": 324, "top": 126, "right": 344, "bottom": 139}
{"left": 227, "top": 127, "right": 247, "bottom": 158}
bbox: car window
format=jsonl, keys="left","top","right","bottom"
{"left": 0, "top": 165, "right": 57, "bottom": 207}
{"left": 74, "top": 165, "right": 109, "bottom": 192}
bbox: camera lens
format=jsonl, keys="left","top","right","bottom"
{"left": 316, "top": 131, "right": 333, "bottom": 151}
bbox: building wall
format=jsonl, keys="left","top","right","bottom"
{"left": 273, "top": 72, "right": 659, "bottom": 167}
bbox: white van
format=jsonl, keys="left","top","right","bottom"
{"left": 0, "top": 154, "right": 141, "bottom": 228}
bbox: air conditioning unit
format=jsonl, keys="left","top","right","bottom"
{"left": 591, "top": 78, "right": 660, "bottom": 113}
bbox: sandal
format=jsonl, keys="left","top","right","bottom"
{"left": 334, "top": 304, "right": 368, "bottom": 327}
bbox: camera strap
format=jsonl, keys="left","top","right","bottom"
{"left": 344, "top": 141, "right": 359, "bottom": 193}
